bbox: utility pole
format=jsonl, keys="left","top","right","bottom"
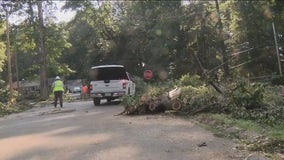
{"left": 272, "top": 22, "right": 282, "bottom": 76}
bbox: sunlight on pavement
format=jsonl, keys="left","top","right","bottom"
{"left": 0, "top": 127, "right": 112, "bottom": 160}
{"left": 95, "top": 146, "right": 140, "bottom": 160}
{"left": 167, "top": 131, "right": 214, "bottom": 142}
{"left": 0, "top": 110, "right": 103, "bottom": 130}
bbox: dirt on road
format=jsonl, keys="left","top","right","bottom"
{"left": 0, "top": 100, "right": 268, "bottom": 160}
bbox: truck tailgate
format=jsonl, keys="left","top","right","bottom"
{"left": 91, "top": 80, "right": 123, "bottom": 92}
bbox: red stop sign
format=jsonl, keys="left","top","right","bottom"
{"left": 144, "top": 70, "right": 153, "bottom": 79}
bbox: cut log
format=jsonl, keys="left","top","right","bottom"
{"left": 137, "top": 104, "right": 148, "bottom": 114}
{"left": 118, "top": 87, "right": 183, "bottom": 115}
{"left": 172, "top": 100, "right": 182, "bottom": 111}
{"left": 149, "top": 102, "right": 157, "bottom": 111}
{"left": 159, "top": 95, "right": 172, "bottom": 110}
{"left": 139, "top": 94, "right": 149, "bottom": 105}
{"left": 168, "top": 88, "right": 181, "bottom": 100}
{"left": 128, "top": 105, "right": 136, "bottom": 114}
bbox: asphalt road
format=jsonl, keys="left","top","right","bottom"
{"left": 0, "top": 100, "right": 248, "bottom": 160}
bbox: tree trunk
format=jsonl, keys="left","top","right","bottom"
{"left": 37, "top": 1, "right": 48, "bottom": 100}
{"left": 15, "top": 49, "right": 19, "bottom": 89}
{"left": 215, "top": 0, "right": 229, "bottom": 78}
{"left": 5, "top": 7, "right": 13, "bottom": 96}
{"left": 192, "top": 51, "right": 223, "bottom": 94}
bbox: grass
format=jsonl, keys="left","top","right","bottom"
{"left": 210, "top": 114, "right": 284, "bottom": 140}
{"left": 266, "top": 125, "right": 284, "bottom": 140}
{"left": 192, "top": 113, "right": 284, "bottom": 159}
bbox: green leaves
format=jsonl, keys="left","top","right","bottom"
{"left": 229, "top": 79, "right": 264, "bottom": 110}
{"left": 227, "top": 78, "right": 284, "bottom": 126}
{"left": 0, "top": 34, "right": 6, "bottom": 72}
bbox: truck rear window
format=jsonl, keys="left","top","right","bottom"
{"left": 89, "top": 67, "right": 129, "bottom": 81}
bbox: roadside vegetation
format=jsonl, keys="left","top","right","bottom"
{"left": 121, "top": 75, "right": 284, "bottom": 158}
{"left": 0, "top": 86, "right": 33, "bottom": 116}
{"left": 0, "top": 83, "right": 76, "bottom": 117}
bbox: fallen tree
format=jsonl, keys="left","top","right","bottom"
{"left": 115, "top": 88, "right": 182, "bottom": 115}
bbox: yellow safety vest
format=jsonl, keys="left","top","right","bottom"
{"left": 53, "top": 80, "right": 64, "bottom": 92}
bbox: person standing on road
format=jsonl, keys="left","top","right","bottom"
{"left": 52, "top": 76, "right": 64, "bottom": 108}
{"left": 82, "top": 84, "right": 88, "bottom": 100}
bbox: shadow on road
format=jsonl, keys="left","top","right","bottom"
{"left": 95, "top": 101, "right": 121, "bottom": 107}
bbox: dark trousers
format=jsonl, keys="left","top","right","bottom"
{"left": 54, "top": 91, "right": 63, "bottom": 108}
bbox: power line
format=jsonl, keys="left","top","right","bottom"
{"left": 229, "top": 47, "right": 254, "bottom": 57}
{"left": 205, "top": 45, "right": 276, "bottom": 75}
{"left": 230, "top": 53, "right": 267, "bottom": 70}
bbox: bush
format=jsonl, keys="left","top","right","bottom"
{"left": 0, "top": 103, "right": 19, "bottom": 116}
{"left": 263, "top": 85, "right": 284, "bottom": 106}
{"left": 0, "top": 87, "right": 9, "bottom": 103}
{"left": 177, "top": 74, "right": 204, "bottom": 87}
{"left": 227, "top": 79, "right": 284, "bottom": 125}
{"left": 121, "top": 95, "right": 138, "bottom": 106}
{"left": 261, "top": 85, "right": 284, "bottom": 125}
{"left": 271, "top": 76, "right": 284, "bottom": 85}
{"left": 228, "top": 79, "right": 265, "bottom": 110}
{"left": 179, "top": 85, "right": 219, "bottom": 112}
{"left": 0, "top": 86, "right": 20, "bottom": 104}
{"left": 131, "top": 76, "right": 148, "bottom": 95}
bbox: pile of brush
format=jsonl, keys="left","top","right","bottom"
{"left": 116, "top": 88, "right": 182, "bottom": 116}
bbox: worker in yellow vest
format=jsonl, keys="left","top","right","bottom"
{"left": 52, "top": 76, "right": 64, "bottom": 108}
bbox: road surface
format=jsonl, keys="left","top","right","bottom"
{"left": 0, "top": 100, "right": 249, "bottom": 160}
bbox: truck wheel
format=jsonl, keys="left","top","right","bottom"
{"left": 93, "top": 98, "right": 100, "bottom": 106}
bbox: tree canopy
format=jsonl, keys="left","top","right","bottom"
{"left": 0, "top": 0, "right": 283, "bottom": 88}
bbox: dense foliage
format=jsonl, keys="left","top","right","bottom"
{"left": 0, "top": 0, "right": 283, "bottom": 124}
{"left": 0, "top": 0, "right": 283, "bottom": 81}
{"left": 127, "top": 75, "right": 284, "bottom": 126}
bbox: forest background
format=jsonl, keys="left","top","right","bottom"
{"left": 0, "top": 1, "right": 284, "bottom": 158}
{"left": 0, "top": 1, "right": 283, "bottom": 94}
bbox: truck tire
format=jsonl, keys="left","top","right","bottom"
{"left": 93, "top": 98, "right": 100, "bottom": 106}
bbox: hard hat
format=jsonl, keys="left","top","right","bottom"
{"left": 55, "top": 76, "right": 60, "bottom": 80}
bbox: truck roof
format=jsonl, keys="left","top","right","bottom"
{"left": 91, "top": 65, "right": 124, "bottom": 69}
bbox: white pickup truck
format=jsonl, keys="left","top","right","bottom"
{"left": 89, "top": 65, "right": 135, "bottom": 105}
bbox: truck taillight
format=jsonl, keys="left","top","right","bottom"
{"left": 122, "top": 80, "right": 126, "bottom": 89}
